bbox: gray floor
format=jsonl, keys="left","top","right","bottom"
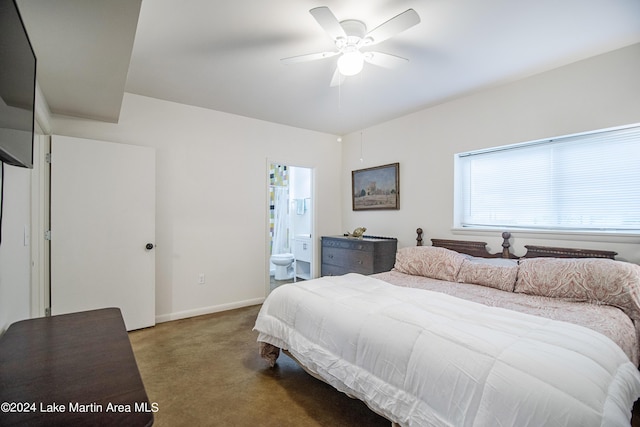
{"left": 269, "top": 274, "right": 300, "bottom": 292}
{"left": 129, "top": 304, "right": 389, "bottom": 427}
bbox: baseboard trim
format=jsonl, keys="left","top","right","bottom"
{"left": 155, "top": 298, "right": 265, "bottom": 324}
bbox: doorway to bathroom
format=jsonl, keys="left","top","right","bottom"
{"left": 268, "top": 163, "right": 313, "bottom": 293}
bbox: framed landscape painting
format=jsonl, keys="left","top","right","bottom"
{"left": 352, "top": 162, "right": 399, "bottom": 211}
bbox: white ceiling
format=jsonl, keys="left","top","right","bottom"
{"left": 16, "top": 0, "right": 141, "bottom": 122}
{"left": 17, "top": 0, "right": 640, "bottom": 136}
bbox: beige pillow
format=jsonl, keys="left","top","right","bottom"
{"left": 393, "top": 246, "right": 467, "bottom": 282}
{"left": 457, "top": 257, "right": 518, "bottom": 292}
{"left": 515, "top": 258, "right": 640, "bottom": 321}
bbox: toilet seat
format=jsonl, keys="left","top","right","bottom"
{"left": 271, "top": 253, "right": 295, "bottom": 280}
{"left": 271, "top": 253, "right": 294, "bottom": 263}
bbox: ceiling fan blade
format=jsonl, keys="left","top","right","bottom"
{"left": 329, "top": 67, "right": 346, "bottom": 87}
{"left": 281, "top": 51, "right": 339, "bottom": 64}
{"left": 310, "top": 6, "right": 346, "bottom": 40}
{"left": 363, "top": 51, "right": 408, "bottom": 68}
{"left": 365, "top": 9, "right": 420, "bottom": 45}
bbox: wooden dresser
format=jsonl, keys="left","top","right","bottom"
{"left": 0, "top": 308, "right": 154, "bottom": 427}
{"left": 321, "top": 235, "right": 397, "bottom": 276}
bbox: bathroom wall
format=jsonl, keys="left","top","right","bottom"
{"left": 269, "top": 164, "right": 312, "bottom": 256}
{"left": 289, "top": 166, "right": 312, "bottom": 239}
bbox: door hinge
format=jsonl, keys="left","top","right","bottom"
{"left": 44, "top": 230, "right": 52, "bottom": 241}
{"left": 45, "top": 153, "right": 52, "bottom": 164}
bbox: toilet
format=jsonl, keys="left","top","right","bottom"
{"left": 271, "top": 253, "right": 295, "bottom": 280}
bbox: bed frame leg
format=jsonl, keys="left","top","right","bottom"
{"left": 259, "top": 343, "right": 281, "bottom": 367}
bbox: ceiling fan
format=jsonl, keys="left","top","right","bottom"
{"left": 281, "top": 6, "right": 421, "bottom": 86}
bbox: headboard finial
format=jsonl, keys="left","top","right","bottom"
{"left": 416, "top": 228, "right": 423, "bottom": 246}
{"left": 501, "top": 232, "right": 511, "bottom": 259}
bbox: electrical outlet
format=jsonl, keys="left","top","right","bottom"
{"left": 198, "top": 273, "right": 205, "bottom": 285}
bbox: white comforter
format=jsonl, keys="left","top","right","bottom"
{"left": 254, "top": 273, "right": 640, "bottom": 427}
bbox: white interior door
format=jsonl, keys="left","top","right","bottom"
{"left": 50, "top": 135, "right": 155, "bottom": 330}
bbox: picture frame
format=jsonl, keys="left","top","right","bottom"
{"left": 352, "top": 162, "right": 399, "bottom": 211}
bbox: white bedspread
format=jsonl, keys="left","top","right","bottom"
{"left": 254, "top": 273, "right": 640, "bottom": 427}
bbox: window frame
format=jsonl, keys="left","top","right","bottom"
{"left": 453, "top": 123, "right": 640, "bottom": 239}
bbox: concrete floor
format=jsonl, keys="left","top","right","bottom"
{"left": 130, "top": 304, "right": 640, "bottom": 427}
{"left": 269, "top": 275, "right": 296, "bottom": 292}
{"left": 129, "top": 305, "right": 389, "bottom": 427}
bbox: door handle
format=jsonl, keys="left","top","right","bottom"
{"left": 145, "top": 243, "right": 154, "bottom": 250}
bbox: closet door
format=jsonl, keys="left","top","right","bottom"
{"left": 50, "top": 135, "right": 155, "bottom": 330}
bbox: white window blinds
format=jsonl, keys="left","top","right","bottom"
{"left": 456, "top": 125, "right": 640, "bottom": 232}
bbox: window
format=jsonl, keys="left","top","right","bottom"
{"left": 455, "top": 124, "right": 640, "bottom": 233}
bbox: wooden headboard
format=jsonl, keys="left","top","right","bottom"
{"left": 415, "top": 228, "right": 617, "bottom": 259}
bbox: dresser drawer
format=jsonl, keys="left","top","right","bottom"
{"left": 321, "top": 264, "right": 353, "bottom": 276}
{"left": 322, "top": 238, "right": 373, "bottom": 252}
{"left": 322, "top": 247, "right": 374, "bottom": 271}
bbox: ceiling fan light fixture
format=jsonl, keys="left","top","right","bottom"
{"left": 282, "top": 7, "right": 420, "bottom": 85}
{"left": 337, "top": 51, "right": 364, "bottom": 76}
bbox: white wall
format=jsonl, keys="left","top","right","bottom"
{"left": 52, "top": 94, "right": 341, "bottom": 322}
{"left": 15, "top": 43, "right": 638, "bottom": 327}
{"left": 0, "top": 165, "right": 31, "bottom": 332}
{"left": 290, "top": 166, "right": 312, "bottom": 238}
{"left": 0, "top": 85, "right": 51, "bottom": 332}
{"left": 341, "top": 43, "right": 640, "bottom": 263}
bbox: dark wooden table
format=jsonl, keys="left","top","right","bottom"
{"left": 0, "top": 308, "right": 154, "bottom": 426}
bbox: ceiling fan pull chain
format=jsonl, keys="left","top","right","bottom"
{"left": 338, "top": 76, "right": 342, "bottom": 111}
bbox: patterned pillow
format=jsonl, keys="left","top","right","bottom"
{"left": 457, "top": 257, "right": 518, "bottom": 292}
{"left": 393, "top": 246, "right": 467, "bottom": 282}
{"left": 515, "top": 258, "right": 640, "bottom": 321}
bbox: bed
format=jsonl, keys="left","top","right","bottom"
{"left": 253, "top": 230, "right": 640, "bottom": 426}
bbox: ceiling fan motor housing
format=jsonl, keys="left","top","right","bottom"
{"left": 340, "top": 20, "right": 366, "bottom": 38}
{"left": 336, "top": 20, "right": 371, "bottom": 51}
